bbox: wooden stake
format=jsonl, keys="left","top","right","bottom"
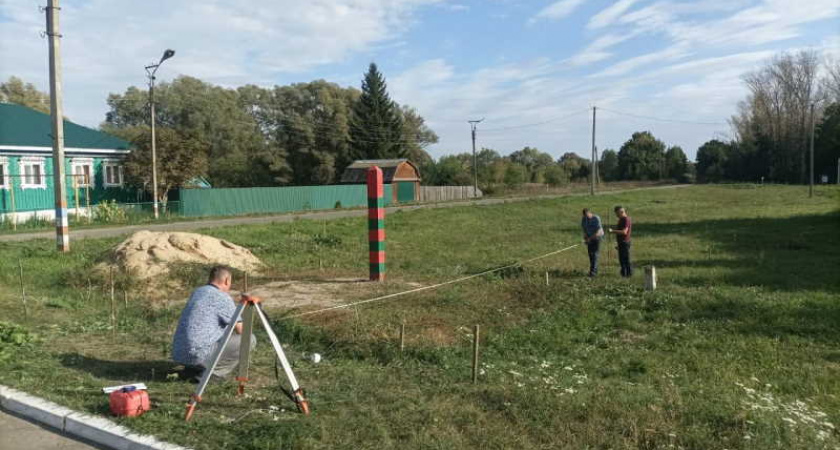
{"left": 545, "top": 271, "right": 549, "bottom": 286}
{"left": 123, "top": 290, "right": 128, "bottom": 309}
{"left": 244, "top": 271, "right": 249, "bottom": 293}
{"left": 472, "top": 324, "right": 480, "bottom": 384}
{"left": 18, "top": 259, "right": 27, "bottom": 319}
{"left": 109, "top": 267, "right": 116, "bottom": 333}
{"left": 399, "top": 322, "right": 406, "bottom": 354}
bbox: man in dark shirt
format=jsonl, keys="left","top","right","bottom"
{"left": 609, "top": 206, "right": 633, "bottom": 277}
{"left": 580, "top": 208, "right": 604, "bottom": 277}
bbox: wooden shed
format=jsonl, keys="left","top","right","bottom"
{"left": 340, "top": 159, "right": 421, "bottom": 203}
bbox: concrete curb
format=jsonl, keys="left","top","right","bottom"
{"left": 0, "top": 385, "right": 190, "bottom": 450}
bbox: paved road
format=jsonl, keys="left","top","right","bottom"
{"left": 0, "top": 410, "right": 98, "bottom": 450}
{"left": 0, "top": 185, "right": 688, "bottom": 243}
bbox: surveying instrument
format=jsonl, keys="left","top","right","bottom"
{"left": 185, "top": 294, "right": 310, "bottom": 420}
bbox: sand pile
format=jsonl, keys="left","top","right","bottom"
{"left": 109, "top": 231, "right": 263, "bottom": 280}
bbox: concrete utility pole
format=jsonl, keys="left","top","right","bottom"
{"left": 46, "top": 0, "right": 69, "bottom": 252}
{"left": 145, "top": 49, "right": 175, "bottom": 219}
{"left": 591, "top": 106, "right": 597, "bottom": 196}
{"left": 468, "top": 118, "right": 484, "bottom": 195}
{"left": 809, "top": 103, "right": 815, "bottom": 198}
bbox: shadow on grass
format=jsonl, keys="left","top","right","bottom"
{"left": 683, "top": 296, "right": 840, "bottom": 344}
{"left": 58, "top": 353, "right": 179, "bottom": 382}
{"left": 636, "top": 211, "right": 840, "bottom": 292}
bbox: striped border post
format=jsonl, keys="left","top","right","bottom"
{"left": 367, "top": 166, "right": 385, "bottom": 281}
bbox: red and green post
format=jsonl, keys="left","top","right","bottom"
{"left": 367, "top": 166, "right": 385, "bottom": 281}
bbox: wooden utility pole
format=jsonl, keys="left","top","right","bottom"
{"left": 469, "top": 119, "right": 484, "bottom": 195}
{"left": 46, "top": 0, "right": 69, "bottom": 252}
{"left": 591, "top": 106, "right": 597, "bottom": 196}
{"left": 809, "top": 103, "right": 815, "bottom": 198}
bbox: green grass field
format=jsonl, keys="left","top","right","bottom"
{"left": 0, "top": 184, "right": 838, "bottom": 449}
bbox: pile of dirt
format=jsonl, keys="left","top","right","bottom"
{"left": 108, "top": 231, "right": 263, "bottom": 280}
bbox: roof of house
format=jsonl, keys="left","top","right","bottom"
{"left": 0, "top": 103, "right": 130, "bottom": 152}
{"left": 340, "top": 159, "right": 420, "bottom": 183}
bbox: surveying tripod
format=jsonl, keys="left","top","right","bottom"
{"left": 185, "top": 294, "right": 310, "bottom": 420}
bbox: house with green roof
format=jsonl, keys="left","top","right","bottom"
{"left": 0, "top": 103, "right": 137, "bottom": 223}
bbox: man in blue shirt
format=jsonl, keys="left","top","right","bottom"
{"left": 172, "top": 266, "right": 256, "bottom": 381}
{"left": 581, "top": 208, "right": 604, "bottom": 277}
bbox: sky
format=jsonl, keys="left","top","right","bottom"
{"left": 0, "top": 0, "right": 838, "bottom": 160}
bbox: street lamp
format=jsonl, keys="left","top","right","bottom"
{"left": 144, "top": 49, "right": 175, "bottom": 219}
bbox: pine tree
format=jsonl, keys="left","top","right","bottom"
{"left": 349, "top": 63, "right": 405, "bottom": 160}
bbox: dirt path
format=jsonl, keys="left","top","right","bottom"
{"left": 0, "top": 185, "right": 689, "bottom": 243}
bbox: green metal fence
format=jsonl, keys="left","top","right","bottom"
{"left": 179, "top": 184, "right": 393, "bottom": 218}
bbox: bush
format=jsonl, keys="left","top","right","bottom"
{"left": 94, "top": 200, "right": 127, "bottom": 223}
{"left": 0, "top": 322, "right": 37, "bottom": 364}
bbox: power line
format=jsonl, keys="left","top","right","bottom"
{"left": 480, "top": 109, "right": 589, "bottom": 132}
{"left": 597, "top": 107, "right": 727, "bottom": 126}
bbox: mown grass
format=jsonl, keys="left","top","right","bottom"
{"left": 0, "top": 184, "right": 838, "bottom": 449}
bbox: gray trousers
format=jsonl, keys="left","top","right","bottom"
{"left": 203, "top": 333, "right": 257, "bottom": 378}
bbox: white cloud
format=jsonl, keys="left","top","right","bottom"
{"left": 587, "top": 0, "right": 640, "bottom": 29}
{"left": 567, "top": 31, "right": 641, "bottom": 66}
{"left": 531, "top": 0, "right": 588, "bottom": 23}
{"left": 0, "top": 0, "right": 441, "bottom": 126}
{"left": 590, "top": 43, "right": 690, "bottom": 78}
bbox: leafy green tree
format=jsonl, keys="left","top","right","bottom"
{"left": 0, "top": 76, "right": 50, "bottom": 113}
{"left": 104, "top": 76, "right": 272, "bottom": 187}
{"left": 558, "top": 152, "right": 590, "bottom": 181}
{"left": 664, "top": 146, "right": 689, "bottom": 181}
{"left": 476, "top": 148, "right": 502, "bottom": 188}
{"left": 695, "top": 139, "right": 730, "bottom": 183}
{"left": 349, "top": 63, "right": 405, "bottom": 160}
{"left": 815, "top": 102, "right": 840, "bottom": 183}
{"left": 122, "top": 127, "right": 209, "bottom": 205}
{"left": 599, "top": 149, "right": 619, "bottom": 181}
{"left": 509, "top": 146, "right": 554, "bottom": 182}
{"left": 503, "top": 163, "right": 528, "bottom": 187}
{"left": 543, "top": 164, "right": 569, "bottom": 186}
{"left": 400, "top": 105, "right": 437, "bottom": 166}
{"left": 617, "top": 132, "right": 667, "bottom": 180}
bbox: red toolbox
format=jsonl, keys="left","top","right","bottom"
{"left": 109, "top": 387, "right": 150, "bottom": 417}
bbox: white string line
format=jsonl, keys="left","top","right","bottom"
{"left": 282, "top": 243, "right": 581, "bottom": 319}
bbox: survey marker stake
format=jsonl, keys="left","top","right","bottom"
{"left": 184, "top": 294, "right": 310, "bottom": 421}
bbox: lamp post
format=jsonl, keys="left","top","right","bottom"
{"left": 145, "top": 49, "right": 175, "bottom": 219}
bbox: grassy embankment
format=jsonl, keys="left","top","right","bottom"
{"left": 0, "top": 184, "right": 838, "bottom": 449}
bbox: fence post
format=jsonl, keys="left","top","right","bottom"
{"left": 399, "top": 321, "right": 405, "bottom": 354}
{"left": 9, "top": 175, "right": 16, "bottom": 231}
{"left": 367, "top": 166, "right": 385, "bottom": 282}
{"left": 472, "top": 324, "right": 480, "bottom": 384}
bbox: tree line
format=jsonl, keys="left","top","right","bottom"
{"left": 696, "top": 51, "right": 840, "bottom": 184}
{"left": 423, "top": 132, "right": 690, "bottom": 193}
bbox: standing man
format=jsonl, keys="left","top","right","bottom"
{"left": 609, "top": 206, "right": 633, "bottom": 277}
{"left": 581, "top": 208, "right": 604, "bottom": 277}
{"left": 172, "top": 266, "right": 256, "bottom": 382}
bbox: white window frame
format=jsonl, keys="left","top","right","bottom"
{"left": 0, "top": 157, "right": 8, "bottom": 190}
{"left": 19, "top": 157, "right": 46, "bottom": 189}
{"left": 103, "top": 161, "right": 124, "bottom": 188}
{"left": 71, "top": 158, "right": 94, "bottom": 188}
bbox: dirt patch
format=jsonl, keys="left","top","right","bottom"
{"left": 105, "top": 231, "right": 263, "bottom": 280}
{"left": 248, "top": 278, "right": 398, "bottom": 310}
